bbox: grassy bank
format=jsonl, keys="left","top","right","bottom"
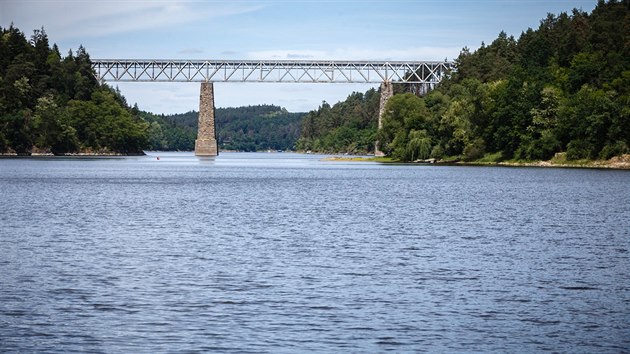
{"left": 323, "top": 153, "right": 630, "bottom": 170}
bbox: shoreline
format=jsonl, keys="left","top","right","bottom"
{"left": 0, "top": 152, "right": 146, "bottom": 158}
{"left": 3, "top": 151, "right": 629, "bottom": 170}
{"left": 323, "top": 154, "right": 630, "bottom": 170}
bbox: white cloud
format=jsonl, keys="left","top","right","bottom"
{"left": 1, "top": 1, "right": 263, "bottom": 39}
{"left": 178, "top": 48, "right": 205, "bottom": 55}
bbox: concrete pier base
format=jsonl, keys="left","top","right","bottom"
{"left": 195, "top": 138, "right": 218, "bottom": 156}
{"left": 375, "top": 81, "right": 393, "bottom": 157}
{"left": 195, "top": 82, "right": 218, "bottom": 156}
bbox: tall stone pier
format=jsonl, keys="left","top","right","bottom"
{"left": 375, "top": 81, "right": 393, "bottom": 157}
{"left": 195, "top": 82, "right": 218, "bottom": 156}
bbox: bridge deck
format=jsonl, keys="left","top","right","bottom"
{"left": 91, "top": 59, "right": 455, "bottom": 84}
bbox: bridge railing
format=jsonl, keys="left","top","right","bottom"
{"left": 91, "top": 59, "right": 455, "bottom": 84}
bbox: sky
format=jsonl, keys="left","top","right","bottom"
{"left": 2, "top": 0, "right": 597, "bottom": 114}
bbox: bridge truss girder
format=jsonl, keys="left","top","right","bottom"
{"left": 91, "top": 59, "right": 455, "bottom": 84}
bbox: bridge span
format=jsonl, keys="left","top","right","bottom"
{"left": 91, "top": 59, "right": 454, "bottom": 84}
{"left": 91, "top": 59, "right": 455, "bottom": 156}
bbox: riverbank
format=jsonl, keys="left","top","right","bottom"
{"left": 0, "top": 152, "right": 146, "bottom": 157}
{"left": 323, "top": 153, "right": 630, "bottom": 170}
{"left": 0, "top": 147, "right": 146, "bottom": 157}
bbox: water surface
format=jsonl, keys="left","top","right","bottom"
{"left": 1, "top": 152, "right": 629, "bottom": 352}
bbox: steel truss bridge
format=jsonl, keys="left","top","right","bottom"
{"left": 91, "top": 59, "right": 455, "bottom": 84}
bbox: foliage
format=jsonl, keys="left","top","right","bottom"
{"left": 377, "top": 93, "right": 433, "bottom": 160}
{"left": 354, "top": 0, "right": 630, "bottom": 162}
{"left": 138, "top": 111, "right": 196, "bottom": 151}
{"left": 296, "top": 89, "right": 379, "bottom": 154}
{"left": 0, "top": 25, "right": 303, "bottom": 154}
{"left": 216, "top": 106, "right": 304, "bottom": 151}
{"left": 0, "top": 25, "right": 146, "bottom": 154}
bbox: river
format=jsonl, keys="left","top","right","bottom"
{"left": 1, "top": 152, "right": 629, "bottom": 352}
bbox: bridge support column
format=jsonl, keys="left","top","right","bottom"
{"left": 375, "top": 81, "right": 393, "bottom": 157}
{"left": 195, "top": 82, "right": 218, "bottom": 156}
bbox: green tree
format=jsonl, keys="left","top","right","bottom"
{"left": 5, "top": 110, "right": 34, "bottom": 155}
{"left": 297, "top": 89, "right": 378, "bottom": 154}
{"left": 560, "top": 85, "right": 614, "bottom": 159}
{"left": 147, "top": 121, "right": 168, "bottom": 150}
{"left": 518, "top": 86, "right": 564, "bottom": 160}
{"left": 33, "top": 94, "right": 78, "bottom": 154}
{"left": 379, "top": 93, "right": 432, "bottom": 160}
{"left": 406, "top": 129, "right": 432, "bottom": 161}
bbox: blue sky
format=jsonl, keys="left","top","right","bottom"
{"left": 2, "top": 0, "right": 597, "bottom": 114}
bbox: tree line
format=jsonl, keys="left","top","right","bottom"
{"left": 215, "top": 106, "right": 304, "bottom": 151}
{"left": 0, "top": 25, "right": 147, "bottom": 155}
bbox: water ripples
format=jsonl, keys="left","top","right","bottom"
{"left": 1, "top": 153, "right": 629, "bottom": 352}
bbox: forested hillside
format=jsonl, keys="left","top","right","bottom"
{"left": 298, "top": 1, "right": 628, "bottom": 162}
{"left": 216, "top": 106, "right": 304, "bottom": 151}
{"left": 378, "top": 0, "right": 629, "bottom": 162}
{"left": 0, "top": 26, "right": 147, "bottom": 155}
{"left": 143, "top": 105, "right": 304, "bottom": 151}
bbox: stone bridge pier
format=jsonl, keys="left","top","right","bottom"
{"left": 375, "top": 81, "right": 393, "bottom": 157}
{"left": 195, "top": 82, "right": 218, "bottom": 156}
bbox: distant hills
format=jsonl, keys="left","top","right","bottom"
{"left": 140, "top": 105, "right": 305, "bottom": 152}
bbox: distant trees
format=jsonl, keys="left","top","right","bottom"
{"left": 138, "top": 111, "right": 197, "bottom": 151}
{"left": 0, "top": 25, "right": 147, "bottom": 154}
{"left": 296, "top": 89, "right": 380, "bottom": 154}
{"left": 216, "top": 105, "right": 304, "bottom": 151}
{"left": 141, "top": 105, "right": 304, "bottom": 152}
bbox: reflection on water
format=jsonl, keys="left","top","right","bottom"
{"left": 1, "top": 152, "right": 629, "bottom": 352}
{"left": 196, "top": 157, "right": 216, "bottom": 165}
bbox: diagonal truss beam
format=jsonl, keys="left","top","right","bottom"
{"left": 92, "top": 59, "right": 455, "bottom": 84}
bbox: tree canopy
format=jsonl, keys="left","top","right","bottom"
{"left": 0, "top": 25, "right": 147, "bottom": 155}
